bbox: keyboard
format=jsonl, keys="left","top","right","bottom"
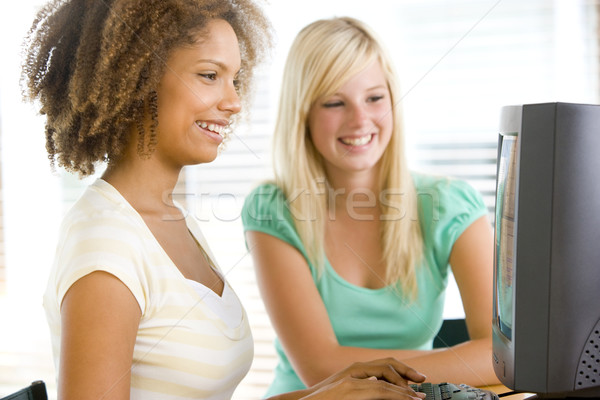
{"left": 410, "top": 382, "right": 499, "bottom": 400}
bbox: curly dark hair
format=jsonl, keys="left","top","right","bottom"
{"left": 21, "top": 0, "right": 272, "bottom": 176}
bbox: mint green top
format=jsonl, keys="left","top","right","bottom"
{"left": 241, "top": 173, "right": 488, "bottom": 396}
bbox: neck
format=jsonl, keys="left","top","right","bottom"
{"left": 325, "top": 165, "right": 382, "bottom": 217}
{"left": 102, "top": 154, "right": 183, "bottom": 218}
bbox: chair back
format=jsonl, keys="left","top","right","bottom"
{"left": 0, "top": 381, "right": 47, "bottom": 400}
{"left": 433, "top": 318, "right": 470, "bottom": 348}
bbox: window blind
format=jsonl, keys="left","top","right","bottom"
{"left": 0, "top": 120, "right": 5, "bottom": 294}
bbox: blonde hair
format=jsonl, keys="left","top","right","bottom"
{"left": 272, "top": 17, "right": 423, "bottom": 299}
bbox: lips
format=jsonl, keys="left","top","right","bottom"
{"left": 339, "top": 133, "right": 374, "bottom": 146}
{"left": 195, "top": 121, "right": 227, "bottom": 137}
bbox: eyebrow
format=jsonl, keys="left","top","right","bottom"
{"left": 330, "top": 84, "right": 388, "bottom": 96}
{"left": 195, "top": 59, "right": 239, "bottom": 73}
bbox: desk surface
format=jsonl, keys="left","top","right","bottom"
{"left": 486, "top": 384, "right": 534, "bottom": 399}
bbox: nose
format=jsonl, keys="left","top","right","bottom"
{"left": 347, "top": 103, "right": 370, "bottom": 130}
{"left": 218, "top": 82, "right": 242, "bottom": 115}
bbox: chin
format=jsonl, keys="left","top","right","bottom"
{"left": 186, "top": 151, "right": 219, "bottom": 166}
{"left": 345, "top": 160, "right": 381, "bottom": 172}
{"left": 200, "top": 155, "right": 219, "bottom": 165}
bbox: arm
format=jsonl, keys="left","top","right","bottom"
{"left": 400, "top": 215, "right": 500, "bottom": 386}
{"left": 247, "top": 215, "right": 498, "bottom": 387}
{"left": 58, "top": 271, "right": 141, "bottom": 400}
{"left": 246, "top": 230, "right": 426, "bottom": 387}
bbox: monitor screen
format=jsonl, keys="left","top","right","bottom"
{"left": 494, "top": 133, "right": 517, "bottom": 342}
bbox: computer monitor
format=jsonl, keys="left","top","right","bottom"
{"left": 493, "top": 102, "right": 600, "bottom": 399}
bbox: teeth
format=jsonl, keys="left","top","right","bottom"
{"left": 340, "top": 134, "right": 372, "bottom": 146}
{"left": 196, "top": 121, "right": 225, "bottom": 136}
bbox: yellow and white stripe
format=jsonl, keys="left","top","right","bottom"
{"left": 44, "top": 179, "right": 253, "bottom": 399}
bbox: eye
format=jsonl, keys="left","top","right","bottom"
{"left": 198, "top": 72, "right": 217, "bottom": 81}
{"left": 233, "top": 79, "right": 241, "bottom": 91}
{"left": 367, "top": 95, "right": 385, "bottom": 103}
{"left": 322, "top": 101, "right": 343, "bottom": 108}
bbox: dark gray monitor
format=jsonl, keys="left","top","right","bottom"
{"left": 493, "top": 102, "right": 600, "bottom": 398}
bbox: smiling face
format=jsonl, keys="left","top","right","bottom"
{"left": 307, "top": 60, "right": 393, "bottom": 181}
{"left": 152, "top": 19, "right": 242, "bottom": 169}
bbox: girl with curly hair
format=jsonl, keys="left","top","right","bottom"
{"left": 22, "top": 1, "right": 426, "bottom": 399}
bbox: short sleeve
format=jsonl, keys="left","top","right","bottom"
{"left": 241, "top": 184, "right": 308, "bottom": 258}
{"left": 52, "top": 211, "right": 148, "bottom": 313}
{"left": 415, "top": 174, "right": 489, "bottom": 273}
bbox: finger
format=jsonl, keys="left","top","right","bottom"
{"left": 376, "top": 358, "right": 427, "bottom": 383}
{"left": 363, "top": 376, "right": 427, "bottom": 399}
{"left": 310, "top": 378, "right": 423, "bottom": 400}
{"left": 353, "top": 358, "right": 426, "bottom": 385}
{"left": 356, "top": 378, "right": 427, "bottom": 399}
{"left": 382, "top": 357, "right": 427, "bottom": 383}
{"left": 347, "top": 365, "right": 421, "bottom": 397}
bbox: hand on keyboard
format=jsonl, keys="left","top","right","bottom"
{"left": 410, "top": 382, "right": 499, "bottom": 400}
